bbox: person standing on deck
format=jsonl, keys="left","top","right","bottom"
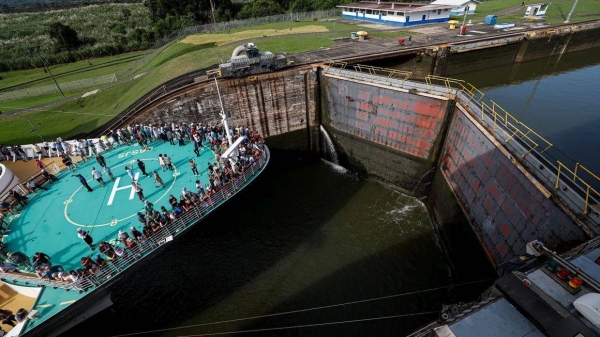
{"left": 91, "top": 167, "right": 105, "bottom": 187}
{"left": 158, "top": 154, "right": 166, "bottom": 172}
{"left": 49, "top": 140, "right": 57, "bottom": 157}
{"left": 137, "top": 159, "right": 149, "bottom": 177}
{"left": 76, "top": 140, "right": 88, "bottom": 162}
{"left": 125, "top": 166, "right": 135, "bottom": 180}
{"left": 163, "top": 154, "right": 174, "bottom": 171}
{"left": 35, "top": 159, "right": 46, "bottom": 170}
{"left": 144, "top": 200, "right": 154, "bottom": 213}
{"left": 189, "top": 159, "right": 199, "bottom": 176}
{"left": 73, "top": 174, "right": 93, "bottom": 192}
{"left": 132, "top": 180, "right": 145, "bottom": 201}
{"left": 95, "top": 153, "right": 107, "bottom": 168}
{"left": 77, "top": 228, "right": 94, "bottom": 250}
{"left": 62, "top": 154, "right": 75, "bottom": 172}
{"left": 33, "top": 252, "right": 52, "bottom": 269}
{"left": 153, "top": 170, "right": 164, "bottom": 187}
{"left": 32, "top": 143, "right": 43, "bottom": 160}
{"left": 104, "top": 166, "right": 115, "bottom": 180}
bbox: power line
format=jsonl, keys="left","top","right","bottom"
{"left": 172, "top": 311, "right": 441, "bottom": 337}
{"left": 111, "top": 278, "right": 493, "bottom": 337}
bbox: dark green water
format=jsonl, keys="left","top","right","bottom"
{"left": 66, "top": 151, "right": 493, "bottom": 337}
{"left": 66, "top": 47, "right": 600, "bottom": 337}
{"left": 457, "top": 47, "right": 600, "bottom": 177}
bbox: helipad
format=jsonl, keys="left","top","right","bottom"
{"left": 4, "top": 142, "right": 215, "bottom": 268}
{"left": 0, "top": 139, "right": 268, "bottom": 335}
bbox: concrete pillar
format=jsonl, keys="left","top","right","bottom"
{"left": 432, "top": 47, "right": 450, "bottom": 76}
{"left": 514, "top": 39, "right": 530, "bottom": 63}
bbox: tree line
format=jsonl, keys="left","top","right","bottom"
{"left": 144, "top": 0, "right": 354, "bottom": 37}
{"left": 0, "top": 0, "right": 353, "bottom": 72}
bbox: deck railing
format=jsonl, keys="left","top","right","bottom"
{"left": 0, "top": 146, "right": 270, "bottom": 292}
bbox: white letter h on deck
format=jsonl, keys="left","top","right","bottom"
{"left": 107, "top": 172, "right": 140, "bottom": 206}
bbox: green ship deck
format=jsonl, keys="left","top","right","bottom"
{"left": 0, "top": 139, "right": 269, "bottom": 336}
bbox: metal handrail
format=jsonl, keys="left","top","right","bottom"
{"left": 323, "top": 61, "right": 412, "bottom": 85}
{"left": 3, "top": 147, "right": 269, "bottom": 291}
{"left": 425, "top": 74, "right": 600, "bottom": 216}
{"left": 555, "top": 161, "right": 600, "bottom": 215}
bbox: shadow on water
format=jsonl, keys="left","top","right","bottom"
{"left": 64, "top": 149, "right": 494, "bottom": 337}
{"left": 456, "top": 46, "right": 600, "bottom": 89}
{"left": 457, "top": 48, "right": 600, "bottom": 183}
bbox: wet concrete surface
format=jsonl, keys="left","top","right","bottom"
{"left": 291, "top": 19, "right": 558, "bottom": 64}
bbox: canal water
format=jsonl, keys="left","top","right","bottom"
{"left": 457, "top": 47, "right": 600, "bottom": 178}
{"left": 67, "top": 47, "right": 599, "bottom": 337}
{"left": 66, "top": 150, "right": 493, "bottom": 337}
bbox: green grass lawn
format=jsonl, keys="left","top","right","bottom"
{"left": 0, "top": 50, "right": 149, "bottom": 91}
{"left": 0, "top": 80, "right": 142, "bottom": 145}
{"left": 0, "top": 9, "right": 596, "bottom": 145}
{"left": 0, "top": 89, "right": 90, "bottom": 114}
{"left": 470, "top": 0, "right": 600, "bottom": 24}
{"left": 0, "top": 31, "right": 359, "bottom": 144}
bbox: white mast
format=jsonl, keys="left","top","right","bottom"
{"left": 214, "top": 77, "right": 233, "bottom": 147}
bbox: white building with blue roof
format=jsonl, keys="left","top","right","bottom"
{"left": 431, "top": 0, "right": 480, "bottom": 15}
{"left": 337, "top": 1, "right": 453, "bottom": 27}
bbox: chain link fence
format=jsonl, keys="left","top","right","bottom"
{"left": 153, "top": 8, "right": 343, "bottom": 50}
{"left": 0, "top": 74, "right": 117, "bottom": 102}
{"left": 118, "top": 8, "right": 343, "bottom": 79}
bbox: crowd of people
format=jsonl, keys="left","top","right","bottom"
{"left": 0, "top": 121, "right": 265, "bottom": 297}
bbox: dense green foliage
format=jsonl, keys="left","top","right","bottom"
{"left": 0, "top": 0, "right": 351, "bottom": 71}
{"left": 48, "top": 22, "right": 81, "bottom": 50}
{"left": 0, "top": 4, "right": 154, "bottom": 71}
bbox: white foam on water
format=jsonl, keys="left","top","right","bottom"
{"left": 320, "top": 158, "right": 349, "bottom": 174}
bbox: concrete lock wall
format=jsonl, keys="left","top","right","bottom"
{"left": 444, "top": 23, "right": 600, "bottom": 76}
{"left": 320, "top": 73, "right": 452, "bottom": 192}
{"left": 128, "top": 68, "right": 320, "bottom": 152}
{"left": 438, "top": 106, "right": 587, "bottom": 265}
{"left": 361, "top": 22, "right": 600, "bottom": 78}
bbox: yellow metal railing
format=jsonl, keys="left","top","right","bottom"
{"left": 320, "top": 66, "right": 600, "bottom": 215}
{"left": 351, "top": 64, "right": 412, "bottom": 83}
{"left": 323, "top": 61, "right": 412, "bottom": 84}
{"left": 427, "top": 74, "right": 600, "bottom": 215}
{"left": 555, "top": 162, "right": 600, "bottom": 215}
{"left": 426, "top": 75, "right": 553, "bottom": 159}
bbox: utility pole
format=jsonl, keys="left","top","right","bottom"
{"left": 26, "top": 117, "right": 45, "bottom": 143}
{"left": 564, "top": 0, "right": 578, "bottom": 23}
{"left": 214, "top": 77, "right": 233, "bottom": 146}
{"left": 36, "top": 49, "right": 65, "bottom": 98}
{"left": 209, "top": 0, "right": 217, "bottom": 25}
